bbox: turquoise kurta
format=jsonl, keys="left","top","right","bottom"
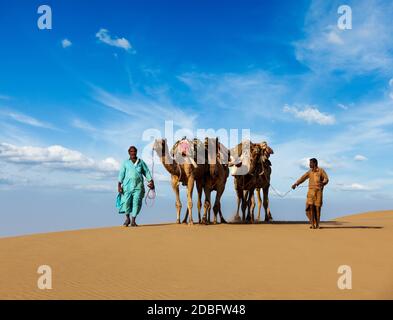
{"left": 116, "top": 158, "right": 152, "bottom": 217}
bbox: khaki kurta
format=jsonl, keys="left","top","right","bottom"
{"left": 296, "top": 167, "right": 329, "bottom": 207}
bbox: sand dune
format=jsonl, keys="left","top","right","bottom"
{"left": 0, "top": 210, "right": 392, "bottom": 300}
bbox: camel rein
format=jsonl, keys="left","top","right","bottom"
{"left": 144, "top": 148, "right": 156, "bottom": 207}
{"left": 261, "top": 169, "right": 321, "bottom": 199}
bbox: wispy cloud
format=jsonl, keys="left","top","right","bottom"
{"left": 295, "top": 0, "right": 393, "bottom": 75}
{"left": 96, "top": 28, "right": 132, "bottom": 51}
{"left": 283, "top": 104, "right": 336, "bottom": 125}
{"left": 92, "top": 86, "right": 197, "bottom": 130}
{"left": 178, "top": 71, "right": 289, "bottom": 123}
{"left": 0, "top": 110, "right": 56, "bottom": 130}
{"left": 61, "top": 38, "right": 72, "bottom": 48}
{"left": 0, "top": 94, "right": 11, "bottom": 100}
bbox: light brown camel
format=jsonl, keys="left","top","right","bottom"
{"left": 201, "top": 137, "right": 229, "bottom": 225}
{"left": 152, "top": 138, "right": 206, "bottom": 225}
{"left": 231, "top": 141, "right": 263, "bottom": 223}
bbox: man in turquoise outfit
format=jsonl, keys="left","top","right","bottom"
{"left": 117, "top": 146, "right": 155, "bottom": 227}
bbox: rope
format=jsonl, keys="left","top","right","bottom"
{"left": 145, "top": 188, "right": 156, "bottom": 207}
{"left": 269, "top": 183, "right": 323, "bottom": 198}
{"left": 261, "top": 168, "right": 321, "bottom": 198}
{"left": 144, "top": 147, "right": 156, "bottom": 207}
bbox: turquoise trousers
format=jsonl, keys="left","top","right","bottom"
{"left": 116, "top": 189, "right": 145, "bottom": 218}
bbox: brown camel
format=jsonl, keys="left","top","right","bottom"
{"left": 201, "top": 137, "right": 229, "bottom": 225}
{"left": 152, "top": 138, "right": 206, "bottom": 225}
{"left": 231, "top": 141, "right": 263, "bottom": 223}
{"left": 253, "top": 143, "right": 274, "bottom": 222}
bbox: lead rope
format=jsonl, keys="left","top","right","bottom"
{"left": 145, "top": 148, "right": 156, "bottom": 207}
{"left": 261, "top": 169, "right": 320, "bottom": 198}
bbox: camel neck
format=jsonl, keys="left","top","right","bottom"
{"left": 156, "top": 150, "right": 180, "bottom": 176}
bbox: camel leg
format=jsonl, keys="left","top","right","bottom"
{"left": 171, "top": 177, "right": 182, "bottom": 224}
{"left": 250, "top": 192, "right": 256, "bottom": 224}
{"left": 256, "top": 188, "right": 262, "bottom": 222}
{"left": 263, "top": 186, "right": 272, "bottom": 222}
{"left": 213, "top": 192, "right": 221, "bottom": 224}
{"left": 203, "top": 186, "right": 211, "bottom": 225}
{"left": 242, "top": 190, "right": 248, "bottom": 223}
{"left": 235, "top": 188, "right": 242, "bottom": 222}
{"left": 186, "top": 176, "right": 195, "bottom": 225}
{"left": 248, "top": 190, "right": 255, "bottom": 224}
{"left": 214, "top": 185, "right": 227, "bottom": 224}
{"left": 196, "top": 180, "right": 203, "bottom": 224}
{"left": 244, "top": 190, "right": 253, "bottom": 223}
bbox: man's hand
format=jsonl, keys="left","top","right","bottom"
{"left": 148, "top": 180, "right": 155, "bottom": 190}
{"left": 292, "top": 183, "right": 297, "bottom": 190}
{"left": 118, "top": 185, "right": 124, "bottom": 194}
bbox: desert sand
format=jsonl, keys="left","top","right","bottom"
{"left": 0, "top": 210, "right": 392, "bottom": 300}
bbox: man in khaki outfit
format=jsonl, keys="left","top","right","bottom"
{"left": 292, "top": 158, "right": 329, "bottom": 229}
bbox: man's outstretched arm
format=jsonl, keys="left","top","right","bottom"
{"left": 292, "top": 171, "right": 309, "bottom": 189}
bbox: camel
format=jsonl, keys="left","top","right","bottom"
{"left": 201, "top": 137, "right": 229, "bottom": 225}
{"left": 231, "top": 141, "right": 263, "bottom": 223}
{"left": 152, "top": 138, "right": 206, "bottom": 225}
{"left": 252, "top": 143, "right": 274, "bottom": 222}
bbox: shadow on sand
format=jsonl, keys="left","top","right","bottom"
{"left": 137, "top": 220, "right": 383, "bottom": 229}
{"left": 227, "top": 220, "right": 384, "bottom": 229}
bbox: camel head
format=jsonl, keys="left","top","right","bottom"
{"left": 249, "top": 143, "right": 263, "bottom": 175}
{"left": 152, "top": 138, "right": 168, "bottom": 157}
{"left": 259, "top": 141, "right": 274, "bottom": 159}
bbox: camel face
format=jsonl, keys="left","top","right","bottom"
{"left": 153, "top": 138, "right": 170, "bottom": 162}
{"left": 249, "top": 144, "right": 263, "bottom": 175}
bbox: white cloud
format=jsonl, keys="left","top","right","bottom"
{"left": 61, "top": 39, "right": 72, "bottom": 48}
{"left": 283, "top": 104, "right": 336, "bottom": 125}
{"left": 338, "top": 103, "right": 349, "bottom": 110}
{"left": 337, "top": 183, "right": 374, "bottom": 191}
{"left": 0, "top": 143, "right": 120, "bottom": 175}
{"left": 354, "top": 154, "right": 367, "bottom": 161}
{"left": 0, "top": 110, "right": 55, "bottom": 130}
{"left": 326, "top": 30, "right": 344, "bottom": 45}
{"left": 96, "top": 28, "right": 132, "bottom": 51}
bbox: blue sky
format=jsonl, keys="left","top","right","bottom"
{"left": 1, "top": 0, "right": 393, "bottom": 237}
